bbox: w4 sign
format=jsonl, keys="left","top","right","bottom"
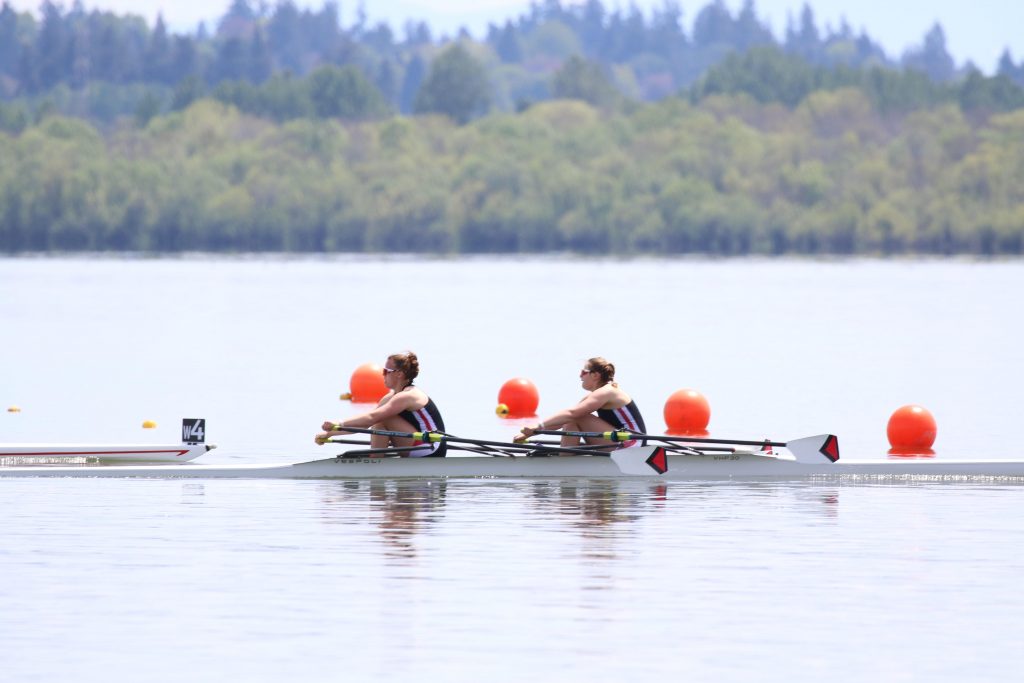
{"left": 182, "top": 418, "right": 206, "bottom": 444}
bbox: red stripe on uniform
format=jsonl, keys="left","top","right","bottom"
{"left": 414, "top": 407, "right": 438, "bottom": 432}
{"left": 614, "top": 406, "right": 640, "bottom": 433}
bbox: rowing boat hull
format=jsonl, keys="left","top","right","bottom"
{"left": 0, "top": 443, "right": 215, "bottom": 463}
{"left": 3, "top": 451, "right": 1024, "bottom": 479}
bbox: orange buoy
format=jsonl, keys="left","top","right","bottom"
{"left": 348, "top": 363, "right": 388, "bottom": 403}
{"left": 887, "top": 404, "right": 937, "bottom": 455}
{"left": 664, "top": 389, "right": 710, "bottom": 436}
{"left": 497, "top": 378, "right": 539, "bottom": 418}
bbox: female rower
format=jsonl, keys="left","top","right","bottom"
{"left": 316, "top": 351, "right": 447, "bottom": 457}
{"left": 513, "top": 357, "right": 647, "bottom": 449}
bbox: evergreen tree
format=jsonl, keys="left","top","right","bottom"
{"left": 213, "top": 37, "right": 249, "bottom": 83}
{"left": 0, "top": 3, "right": 21, "bottom": 79}
{"left": 494, "top": 21, "right": 522, "bottom": 63}
{"left": 734, "top": 0, "right": 772, "bottom": 51}
{"left": 145, "top": 15, "right": 172, "bottom": 84}
{"left": 249, "top": 27, "right": 272, "bottom": 83}
{"left": 91, "top": 17, "right": 124, "bottom": 83}
{"left": 997, "top": 49, "right": 1022, "bottom": 86}
{"left": 787, "top": 3, "right": 821, "bottom": 61}
{"left": 169, "top": 35, "right": 199, "bottom": 84}
{"left": 693, "top": 0, "right": 734, "bottom": 48}
{"left": 403, "top": 20, "right": 432, "bottom": 46}
{"left": 579, "top": 0, "right": 606, "bottom": 55}
{"left": 650, "top": 1, "right": 686, "bottom": 57}
{"left": 35, "top": 1, "right": 69, "bottom": 90}
{"left": 902, "top": 24, "right": 955, "bottom": 82}
{"left": 399, "top": 54, "right": 425, "bottom": 114}
{"left": 958, "top": 68, "right": 1024, "bottom": 112}
{"left": 268, "top": 0, "right": 304, "bottom": 74}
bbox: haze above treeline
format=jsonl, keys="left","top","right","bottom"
{"left": 0, "top": 1, "right": 1022, "bottom": 256}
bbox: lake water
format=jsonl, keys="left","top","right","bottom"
{"left": 2, "top": 256, "right": 1023, "bottom": 681}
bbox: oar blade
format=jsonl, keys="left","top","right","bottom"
{"left": 610, "top": 446, "right": 669, "bottom": 476}
{"left": 785, "top": 434, "right": 840, "bottom": 463}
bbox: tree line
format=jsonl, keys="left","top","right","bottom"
{"left": 3, "top": 0, "right": 1024, "bottom": 125}
{"left": 1, "top": 1, "right": 1021, "bottom": 256}
{"left": 2, "top": 85, "right": 1021, "bottom": 256}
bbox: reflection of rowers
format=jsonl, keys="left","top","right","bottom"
{"left": 514, "top": 357, "right": 647, "bottom": 449}
{"left": 316, "top": 351, "right": 447, "bottom": 457}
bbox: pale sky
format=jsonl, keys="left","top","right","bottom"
{"left": 6, "top": 0, "right": 1022, "bottom": 72}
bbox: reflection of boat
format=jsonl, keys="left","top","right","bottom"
{"left": 0, "top": 419, "right": 214, "bottom": 464}
{"left": 3, "top": 438, "right": 1024, "bottom": 479}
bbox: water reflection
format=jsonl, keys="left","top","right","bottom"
{"left": 522, "top": 480, "right": 673, "bottom": 567}
{"left": 680, "top": 481, "right": 841, "bottom": 519}
{"left": 308, "top": 478, "right": 845, "bottom": 573}
{"left": 316, "top": 480, "right": 447, "bottom": 561}
{"left": 526, "top": 480, "right": 664, "bottom": 530}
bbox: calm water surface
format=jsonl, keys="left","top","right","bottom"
{"left": 2, "top": 257, "right": 1023, "bottom": 681}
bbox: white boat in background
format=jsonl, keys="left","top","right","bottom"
{"left": 0, "top": 419, "right": 214, "bottom": 464}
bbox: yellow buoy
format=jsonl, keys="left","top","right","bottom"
{"left": 495, "top": 403, "right": 510, "bottom": 417}
{"left": 339, "top": 392, "right": 353, "bottom": 401}
{"left": 142, "top": 420, "right": 157, "bottom": 429}
{"left": 7, "top": 406, "right": 21, "bottom": 413}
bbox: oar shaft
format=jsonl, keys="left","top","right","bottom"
{"left": 330, "top": 425, "right": 422, "bottom": 439}
{"left": 445, "top": 435, "right": 613, "bottom": 456}
{"left": 336, "top": 445, "right": 420, "bottom": 457}
{"left": 532, "top": 429, "right": 786, "bottom": 448}
{"left": 329, "top": 425, "right": 613, "bottom": 456}
{"left": 324, "top": 438, "right": 371, "bottom": 446}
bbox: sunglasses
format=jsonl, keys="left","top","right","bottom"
{"left": 382, "top": 367, "right": 398, "bottom": 375}
{"left": 580, "top": 368, "right": 594, "bottom": 375}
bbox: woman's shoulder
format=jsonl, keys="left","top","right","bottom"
{"left": 599, "top": 384, "right": 632, "bottom": 406}
{"left": 400, "top": 385, "right": 430, "bottom": 405}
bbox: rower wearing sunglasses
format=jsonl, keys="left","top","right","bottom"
{"left": 514, "top": 357, "right": 647, "bottom": 449}
{"left": 316, "top": 351, "right": 447, "bottom": 457}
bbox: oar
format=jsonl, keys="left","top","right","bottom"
{"left": 323, "top": 425, "right": 679, "bottom": 474}
{"left": 323, "top": 438, "right": 371, "bottom": 446}
{"left": 325, "top": 425, "right": 636, "bottom": 457}
{"left": 531, "top": 430, "right": 840, "bottom": 463}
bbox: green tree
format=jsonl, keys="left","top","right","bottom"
{"left": 171, "top": 74, "right": 204, "bottom": 111}
{"left": 414, "top": 44, "right": 491, "bottom": 125}
{"left": 134, "top": 91, "right": 163, "bottom": 127}
{"left": 308, "top": 65, "right": 388, "bottom": 120}
{"left": 551, "top": 55, "right": 620, "bottom": 108}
